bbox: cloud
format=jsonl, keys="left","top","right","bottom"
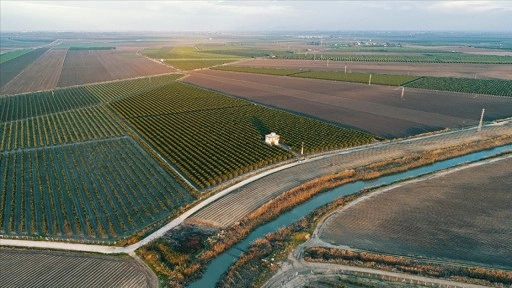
{"left": 427, "top": 0, "right": 512, "bottom": 13}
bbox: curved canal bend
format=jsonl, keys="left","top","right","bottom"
{"left": 188, "top": 144, "right": 512, "bottom": 287}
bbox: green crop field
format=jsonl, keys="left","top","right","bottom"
{"left": 0, "top": 137, "right": 193, "bottom": 240}
{"left": 110, "top": 82, "right": 375, "bottom": 189}
{"left": 0, "top": 73, "right": 195, "bottom": 242}
{"left": 280, "top": 52, "right": 512, "bottom": 64}
{"left": 293, "top": 71, "right": 419, "bottom": 86}
{"left": 165, "top": 59, "right": 239, "bottom": 70}
{"left": 143, "top": 46, "right": 241, "bottom": 60}
{"left": 0, "top": 87, "right": 99, "bottom": 122}
{"left": 404, "top": 77, "right": 512, "bottom": 97}
{"left": 213, "top": 66, "right": 419, "bottom": 86}
{"left": 0, "top": 74, "right": 182, "bottom": 122}
{"left": 143, "top": 46, "right": 242, "bottom": 70}
{"left": 213, "top": 66, "right": 301, "bottom": 76}
{"left": 0, "top": 106, "right": 125, "bottom": 151}
{"left": 84, "top": 73, "right": 183, "bottom": 102}
{"left": 0, "top": 49, "right": 32, "bottom": 63}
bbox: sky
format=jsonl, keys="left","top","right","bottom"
{"left": 1, "top": 1, "right": 512, "bottom": 32}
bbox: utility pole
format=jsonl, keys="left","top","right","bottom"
{"left": 344, "top": 65, "right": 347, "bottom": 74}
{"left": 301, "top": 142, "right": 304, "bottom": 156}
{"left": 477, "top": 108, "right": 485, "bottom": 132}
{"left": 401, "top": 87, "right": 405, "bottom": 100}
{"left": 368, "top": 74, "right": 372, "bottom": 85}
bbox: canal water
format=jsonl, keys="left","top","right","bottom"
{"left": 188, "top": 144, "right": 512, "bottom": 287}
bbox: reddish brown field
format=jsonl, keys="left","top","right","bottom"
{"left": 231, "top": 59, "right": 512, "bottom": 80}
{"left": 183, "top": 70, "right": 512, "bottom": 138}
{"left": 0, "top": 48, "right": 67, "bottom": 95}
{"left": 319, "top": 156, "right": 512, "bottom": 268}
{"left": 57, "top": 49, "right": 174, "bottom": 87}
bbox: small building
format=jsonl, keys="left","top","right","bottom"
{"left": 265, "top": 132, "right": 280, "bottom": 145}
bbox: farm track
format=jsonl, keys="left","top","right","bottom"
{"left": 265, "top": 259, "right": 488, "bottom": 288}
{"left": 0, "top": 48, "right": 68, "bottom": 95}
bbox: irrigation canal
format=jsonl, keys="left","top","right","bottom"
{"left": 188, "top": 143, "right": 512, "bottom": 287}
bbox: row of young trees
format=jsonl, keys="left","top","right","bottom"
{"left": 0, "top": 73, "right": 182, "bottom": 123}
{"left": 0, "top": 86, "right": 99, "bottom": 122}
{"left": 0, "top": 138, "right": 193, "bottom": 240}
{"left": 0, "top": 106, "right": 124, "bottom": 151}
{"left": 111, "top": 82, "right": 374, "bottom": 188}
{"left": 279, "top": 53, "right": 512, "bottom": 64}
{"left": 405, "top": 77, "right": 512, "bottom": 97}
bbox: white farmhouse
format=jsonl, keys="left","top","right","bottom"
{"left": 265, "top": 132, "right": 280, "bottom": 145}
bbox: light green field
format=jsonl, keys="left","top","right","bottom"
{"left": 0, "top": 49, "right": 32, "bottom": 63}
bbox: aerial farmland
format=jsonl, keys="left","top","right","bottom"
{"left": 1, "top": 2, "right": 512, "bottom": 287}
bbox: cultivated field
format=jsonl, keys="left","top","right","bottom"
{"left": 0, "top": 137, "right": 193, "bottom": 240}
{"left": 57, "top": 49, "right": 174, "bottom": 87}
{"left": 0, "top": 75, "right": 195, "bottom": 241}
{"left": 187, "top": 124, "right": 512, "bottom": 228}
{"left": 143, "top": 46, "right": 242, "bottom": 70}
{"left": 0, "top": 49, "right": 32, "bottom": 63}
{"left": 214, "top": 66, "right": 512, "bottom": 97}
{"left": 0, "top": 248, "right": 157, "bottom": 288}
{"left": 0, "top": 48, "right": 47, "bottom": 89}
{"left": 279, "top": 52, "right": 512, "bottom": 64}
{"left": 0, "top": 48, "right": 68, "bottom": 95}
{"left": 319, "top": 156, "right": 512, "bottom": 267}
{"left": 0, "top": 106, "right": 125, "bottom": 151}
{"left": 230, "top": 59, "right": 512, "bottom": 80}
{"left": 182, "top": 70, "right": 512, "bottom": 138}
{"left": 110, "top": 82, "right": 373, "bottom": 188}
{"left": 0, "top": 48, "right": 175, "bottom": 95}
{"left": 0, "top": 73, "right": 182, "bottom": 123}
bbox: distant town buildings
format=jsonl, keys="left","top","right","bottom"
{"left": 265, "top": 132, "right": 280, "bottom": 145}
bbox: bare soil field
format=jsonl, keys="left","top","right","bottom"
{"left": 0, "top": 248, "right": 158, "bottom": 287}
{"left": 57, "top": 49, "right": 174, "bottom": 87}
{"left": 0, "top": 48, "right": 67, "bottom": 95}
{"left": 0, "top": 48, "right": 48, "bottom": 91}
{"left": 231, "top": 59, "right": 512, "bottom": 80}
{"left": 183, "top": 70, "right": 512, "bottom": 138}
{"left": 187, "top": 124, "right": 512, "bottom": 228}
{"left": 319, "top": 156, "right": 512, "bottom": 268}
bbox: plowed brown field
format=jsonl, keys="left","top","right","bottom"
{"left": 0, "top": 248, "right": 158, "bottom": 287}
{"left": 57, "top": 49, "right": 174, "bottom": 87}
{"left": 183, "top": 70, "right": 512, "bottom": 138}
{"left": 319, "top": 156, "right": 512, "bottom": 268}
{"left": 0, "top": 48, "right": 67, "bottom": 95}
